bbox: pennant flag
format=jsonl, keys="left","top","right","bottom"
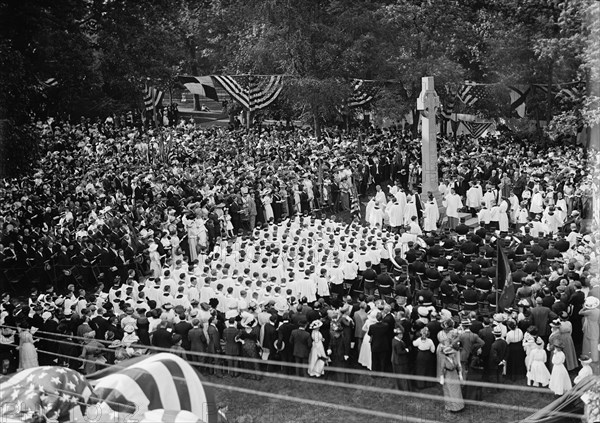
{"left": 507, "top": 85, "right": 530, "bottom": 118}
{"left": 457, "top": 82, "right": 488, "bottom": 106}
{"left": 348, "top": 79, "right": 379, "bottom": 108}
{"left": 88, "top": 353, "right": 218, "bottom": 423}
{"left": 178, "top": 75, "right": 219, "bottom": 101}
{"left": 497, "top": 243, "right": 515, "bottom": 311}
{"left": 0, "top": 366, "right": 95, "bottom": 422}
{"left": 463, "top": 121, "right": 493, "bottom": 138}
{"left": 212, "top": 75, "right": 283, "bottom": 111}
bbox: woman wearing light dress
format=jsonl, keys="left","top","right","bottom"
{"left": 262, "top": 191, "right": 274, "bottom": 222}
{"left": 148, "top": 240, "right": 162, "bottom": 278}
{"left": 18, "top": 322, "right": 38, "bottom": 370}
{"left": 548, "top": 341, "right": 572, "bottom": 395}
{"left": 527, "top": 337, "right": 550, "bottom": 387}
{"left": 307, "top": 320, "right": 327, "bottom": 377}
{"left": 358, "top": 310, "right": 378, "bottom": 370}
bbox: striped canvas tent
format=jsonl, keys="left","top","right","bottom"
{"left": 88, "top": 353, "right": 218, "bottom": 423}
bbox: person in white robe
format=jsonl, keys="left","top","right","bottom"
{"left": 442, "top": 189, "right": 463, "bottom": 229}
{"left": 387, "top": 198, "right": 404, "bottom": 232}
{"left": 529, "top": 189, "right": 544, "bottom": 215}
{"left": 489, "top": 202, "right": 501, "bottom": 231}
{"left": 483, "top": 187, "right": 497, "bottom": 210}
{"left": 364, "top": 197, "right": 376, "bottom": 225}
{"left": 404, "top": 195, "right": 418, "bottom": 226}
{"left": 508, "top": 191, "right": 520, "bottom": 224}
{"left": 554, "top": 193, "right": 568, "bottom": 224}
{"left": 466, "top": 181, "right": 483, "bottom": 216}
{"left": 394, "top": 188, "right": 407, "bottom": 211}
{"left": 542, "top": 207, "right": 562, "bottom": 234}
{"left": 368, "top": 203, "right": 384, "bottom": 228}
{"left": 498, "top": 198, "right": 510, "bottom": 232}
{"left": 423, "top": 197, "right": 439, "bottom": 232}
{"left": 408, "top": 216, "right": 423, "bottom": 236}
{"left": 478, "top": 203, "right": 491, "bottom": 228}
{"left": 374, "top": 185, "right": 387, "bottom": 208}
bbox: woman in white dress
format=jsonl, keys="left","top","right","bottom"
{"left": 423, "top": 197, "right": 439, "bottom": 232}
{"left": 307, "top": 320, "right": 326, "bottom": 377}
{"left": 148, "top": 240, "right": 162, "bottom": 278}
{"left": 262, "top": 191, "right": 274, "bottom": 222}
{"left": 527, "top": 337, "right": 550, "bottom": 387}
{"left": 548, "top": 341, "right": 572, "bottom": 395}
{"left": 18, "top": 323, "right": 38, "bottom": 370}
{"left": 498, "top": 198, "right": 509, "bottom": 232}
{"left": 358, "top": 310, "right": 378, "bottom": 370}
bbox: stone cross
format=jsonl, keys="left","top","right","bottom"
{"left": 417, "top": 76, "right": 440, "bottom": 199}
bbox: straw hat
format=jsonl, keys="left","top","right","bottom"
{"left": 309, "top": 320, "right": 323, "bottom": 330}
{"left": 584, "top": 296, "right": 600, "bottom": 310}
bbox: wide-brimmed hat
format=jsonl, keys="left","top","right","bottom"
{"left": 442, "top": 345, "right": 456, "bottom": 355}
{"left": 492, "top": 326, "right": 502, "bottom": 336}
{"left": 123, "top": 324, "right": 136, "bottom": 334}
{"left": 309, "top": 320, "right": 323, "bottom": 330}
{"left": 493, "top": 313, "right": 506, "bottom": 323}
{"left": 579, "top": 355, "right": 592, "bottom": 364}
{"left": 549, "top": 318, "right": 561, "bottom": 328}
{"left": 108, "top": 340, "right": 122, "bottom": 349}
{"left": 584, "top": 296, "right": 600, "bottom": 310}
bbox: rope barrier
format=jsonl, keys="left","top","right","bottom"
{"left": 12, "top": 325, "right": 555, "bottom": 393}
{"left": 32, "top": 348, "right": 583, "bottom": 421}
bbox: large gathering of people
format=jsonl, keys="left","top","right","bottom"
{"left": 0, "top": 115, "right": 598, "bottom": 414}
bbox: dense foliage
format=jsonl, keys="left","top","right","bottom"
{"left": 0, "top": 0, "right": 598, "bottom": 175}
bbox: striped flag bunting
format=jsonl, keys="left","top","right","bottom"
{"left": 212, "top": 74, "right": 283, "bottom": 111}
{"left": 441, "top": 86, "right": 457, "bottom": 119}
{"left": 144, "top": 85, "right": 164, "bottom": 112}
{"left": 350, "top": 194, "right": 361, "bottom": 218}
{"left": 87, "top": 353, "right": 217, "bottom": 423}
{"left": 348, "top": 79, "right": 379, "bottom": 108}
{"left": 463, "top": 121, "right": 493, "bottom": 138}
{"left": 0, "top": 366, "right": 95, "bottom": 422}
{"left": 178, "top": 75, "right": 219, "bottom": 101}
{"left": 507, "top": 85, "right": 530, "bottom": 118}
{"left": 457, "top": 82, "right": 488, "bottom": 106}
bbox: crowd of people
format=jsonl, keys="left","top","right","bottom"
{"left": 0, "top": 115, "right": 599, "bottom": 414}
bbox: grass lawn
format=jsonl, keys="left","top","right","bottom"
{"left": 208, "top": 371, "right": 556, "bottom": 423}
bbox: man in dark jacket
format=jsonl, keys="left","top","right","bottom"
{"left": 368, "top": 312, "right": 390, "bottom": 372}
{"left": 488, "top": 326, "right": 508, "bottom": 387}
{"left": 152, "top": 320, "right": 173, "bottom": 349}
{"left": 275, "top": 312, "right": 297, "bottom": 375}
{"left": 289, "top": 319, "right": 312, "bottom": 376}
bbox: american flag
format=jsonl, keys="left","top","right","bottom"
{"left": 144, "top": 85, "right": 164, "bottom": 112}
{"left": 348, "top": 79, "right": 379, "bottom": 108}
{"left": 457, "top": 83, "right": 488, "bottom": 107}
{"left": 88, "top": 353, "right": 218, "bottom": 422}
{"left": 212, "top": 75, "right": 283, "bottom": 111}
{"left": 0, "top": 366, "right": 94, "bottom": 422}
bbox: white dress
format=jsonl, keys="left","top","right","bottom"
{"left": 423, "top": 201, "right": 439, "bottom": 232}
{"left": 527, "top": 347, "right": 550, "bottom": 387}
{"left": 548, "top": 351, "right": 572, "bottom": 395}
{"left": 358, "top": 317, "right": 376, "bottom": 370}
{"left": 307, "top": 330, "right": 326, "bottom": 377}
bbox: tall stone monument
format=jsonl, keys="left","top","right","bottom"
{"left": 417, "top": 76, "right": 441, "bottom": 201}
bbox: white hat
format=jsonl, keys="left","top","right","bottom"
{"left": 584, "top": 296, "right": 600, "bottom": 310}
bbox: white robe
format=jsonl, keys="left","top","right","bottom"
{"left": 404, "top": 201, "right": 418, "bottom": 225}
{"left": 368, "top": 207, "right": 384, "bottom": 228}
{"left": 388, "top": 202, "right": 404, "bottom": 227}
{"left": 374, "top": 191, "right": 387, "bottom": 208}
{"left": 423, "top": 201, "right": 439, "bottom": 232}
{"left": 498, "top": 200, "right": 509, "bottom": 232}
{"left": 466, "top": 186, "right": 483, "bottom": 208}
{"left": 443, "top": 194, "right": 463, "bottom": 218}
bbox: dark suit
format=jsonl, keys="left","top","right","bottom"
{"left": 289, "top": 328, "right": 312, "bottom": 376}
{"left": 489, "top": 338, "right": 508, "bottom": 384}
{"left": 368, "top": 321, "right": 390, "bottom": 372}
{"left": 276, "top": 321, "right": 297, "bottom": 374}
{"left": 530, "top": 305, "right": 555, "bottom": 339}
{"left": 152, "top": 327, "right": 173, "bottom": 349}
{"left": 172, "top": 320, "right": 192, "bottom": 350}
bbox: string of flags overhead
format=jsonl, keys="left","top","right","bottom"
{"left": 144, "top": 75, "right": 585, "bottom": 123}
